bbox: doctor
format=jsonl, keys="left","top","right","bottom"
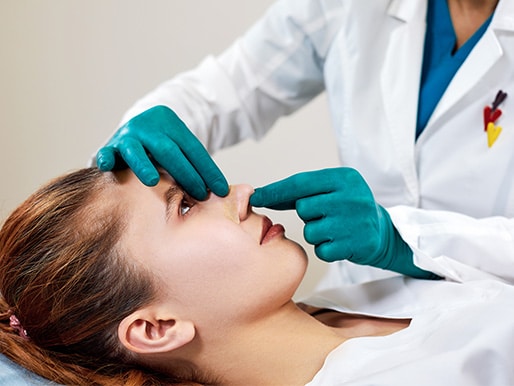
{"left": 96, "top": 0, "right": 514, "bottom": 283}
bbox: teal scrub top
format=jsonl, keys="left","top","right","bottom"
{"left": 416, "top": 0, "right": 494, "bottom": 138}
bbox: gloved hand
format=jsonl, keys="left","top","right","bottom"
{"left": 250, "top": 167, "right": 438, "bottom": 279}
{"left": 96, "top": 105, "right": 229, "bottom": 200}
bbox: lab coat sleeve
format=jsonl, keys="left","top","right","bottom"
{"left": 117, "top": 0, "right": 344, "bottom": 153}
{"left": 388, "top": 205, "right": 514, "bottom": 283}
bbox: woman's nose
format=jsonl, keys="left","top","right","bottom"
{"left": 232, "top": 184, "right": 254, "bottom": 222}
{"left": 207, "top": 184, "right": 254, "bottom": 222}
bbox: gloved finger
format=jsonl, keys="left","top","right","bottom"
{"left": 160, "top": 108, "right": 229, "bottom": 197}
{"left": 314, "top": 241, "right": 352, "bottom": 263}
{"left": 147, "top": 138, "right": 209, "bottom": 200}
{"left": 295, "top": 194, "right": 335, "bottom": 222}
{"left": 96, "top": 146, "right": 116, "bottom": 171}
{"left": 190, "top": 151, "right": 229, "bottom": 198}
{"left": 117, "top": 138, "right": 160, "bottom": 186}
{"left": 303, "top": 220, "right": 333, "bottom": 246}
{"left": 250, "top": 171, "right": 333, "bottom": 209}
{"left": 144, "top": 106, "right": 229, "bottom": 197}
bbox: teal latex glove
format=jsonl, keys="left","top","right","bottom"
{"left": 250, "top": 167, "right": 439, "bottom": 279}
{"left": 96, "top": 105, "right": 229, "bottom": 200}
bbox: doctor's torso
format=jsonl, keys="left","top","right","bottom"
{"left": 323, "top": 0, "right": 514, "bottom": 217}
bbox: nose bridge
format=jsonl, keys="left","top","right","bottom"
{"left": 207, "top": 184, "right": 253, "bottom": 222}
{"left": 219, "top": 184, "right": 253, "bottom": 222}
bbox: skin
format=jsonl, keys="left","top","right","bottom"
{"left": 448, "top": 0, "right": 500, "bottom": 49}
{"left": 112, "top": 170, "right": 408, "bottom": 385}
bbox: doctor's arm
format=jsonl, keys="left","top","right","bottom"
{"left": 114, "top": 0, "right": 340, "bottom": 151}
{"left": 94, "top": 0, "right": 342, "bottom": 191}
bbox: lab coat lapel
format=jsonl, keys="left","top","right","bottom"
{"left": 427, "top": 0, "right": 514, "bottom": 128}
{"left": 380, "top": 0, "right": 427, "bottom": 191}
{"left": 427, "top": 34, "right": 502, "bottom": 128}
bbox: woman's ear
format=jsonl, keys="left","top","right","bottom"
{"left": 118, "top": 307, "right": 195, "bottom": 354}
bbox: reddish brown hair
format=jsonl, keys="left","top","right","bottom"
{"left": 0, "top": 168, "right": 196, "bottom": 385}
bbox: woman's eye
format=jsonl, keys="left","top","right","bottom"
{"left": 179, "top": 198, "right": 194, "bottom": 216}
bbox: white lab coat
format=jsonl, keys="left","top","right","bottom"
{"left": 301, "top": 276, "right": 514, "bottom": 385}
{"left": 118, "top": 0, "right": 514, "bottom": 282}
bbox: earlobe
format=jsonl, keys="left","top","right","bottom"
{"left": 118, "top": 310, "right": 195, "bottom": 354}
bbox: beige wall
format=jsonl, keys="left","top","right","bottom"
{"left": 0, "top": 1, "right": 339, "bottom": 298}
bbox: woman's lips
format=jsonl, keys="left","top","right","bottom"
{"left": 260, "top": 216, "right": 285, "bottom": 244}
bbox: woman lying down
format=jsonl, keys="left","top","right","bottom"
{"left": 0, "top": 167, "right": 513, "bottom": 385}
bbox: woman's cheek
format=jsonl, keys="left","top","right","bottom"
{"left": 171, "top": 224, "right": 250, "bottom": 267}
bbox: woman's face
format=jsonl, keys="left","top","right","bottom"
{"left": 114, "top": 170, "right": 308, "bottom": 327}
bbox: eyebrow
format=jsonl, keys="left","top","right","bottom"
{"left": 164, "top": 185, "right": 182, "bottom": 221}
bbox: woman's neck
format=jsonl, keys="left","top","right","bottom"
{"left": 193, "top": 301, "right": 346, "bottom": 385}
{"left": 447, "top": 0, "right": 499, "bottom": 49}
